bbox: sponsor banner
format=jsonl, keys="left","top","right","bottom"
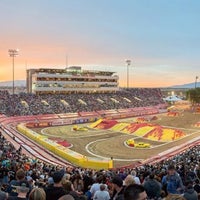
{"left": 117, "top": 109, "right": 132, "bottom": 113}
{"left": 79, "top": 111, "right": 99, "bottom": 117}
{"left": 96, "top": 110, "right": 106, "bottom": 115}
{"left": 58, "top": 113, "right": 79, "bottom": 119}
{"left": 36, "top": 114, "right": 59, "bottom": 120}
{"left": 26, "top": 123, "right": 36, "bottom": 128}
{"left": 104, "top": 110, "right": 118, "bottom": 114}
{"left": 51, "top": 121, "right": 64, "bottom": 126}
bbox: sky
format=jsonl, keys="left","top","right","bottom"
{"left": 0, "top": 0, "right": 200, "bottom": 87}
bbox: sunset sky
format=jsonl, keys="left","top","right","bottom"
{"left": 0, "top": 0, "right": 200, "bottom": 87}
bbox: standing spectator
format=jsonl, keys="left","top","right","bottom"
{"left": 45, "top": 169, "right": 66, "bottom": 200}
{"left": 124, "top": 184, "right": 147, "bottom": 200}
{"left": 162, "top": 165, "right": 184, "bottom": 195}
{"left": 143, "top": 173, "right": 161, "bottom": 199}
{"left": 93, "top": 184, "right": 110, "bottom": 200}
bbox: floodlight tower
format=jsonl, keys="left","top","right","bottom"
{"left": 126, "top": 59, "right": 131, "bottom": 88}
{"left": 195, "top": 76, "right": 198, "bottom": 88}
{"left": 8, "top": 49, "right": 19, "bottom": 95}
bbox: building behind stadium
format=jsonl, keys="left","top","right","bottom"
{"left": 26, "top": 66, "right": 119, "bottom": 94}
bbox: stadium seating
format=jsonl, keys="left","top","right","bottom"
{"left": 0, "top": 88, "right": 165, "bottom": 116}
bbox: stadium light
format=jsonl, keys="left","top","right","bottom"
{"left": 195, "top": 76, "right": 198, "bottom": 88}
{"left": 126, "top": 59, "right": 131, "bottom": 88}
{"left": 8, "top": 49, "right": 19, "bottom": 95}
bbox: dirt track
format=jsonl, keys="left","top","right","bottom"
{"left": 34, "top": 111, "right": 200, "bottom": 168}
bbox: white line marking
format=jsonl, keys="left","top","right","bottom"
{"left": 85, "top": 139, "right": 143, "bottom": 162}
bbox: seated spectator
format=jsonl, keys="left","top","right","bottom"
{"left": 124, "top": 184, "right": 147, "bottom": 200}
{"left": 29, "top": 187, "right": 46, "bottom": 200}
{"left": 45, "top": 169, "right": 66, "bottom": 200}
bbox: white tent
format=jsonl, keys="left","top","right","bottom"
{"left": 163, "top": 95, "right": 182, "bottom": 102}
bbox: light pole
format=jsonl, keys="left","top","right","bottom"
{"left": 195, "top": 76, "right": 198, "bottom": 88}
{"left": 126, "top": 59, "right": 131, "bottom": 88}
{"left": 8, "top": 49, "right": 19, "bottom": 95}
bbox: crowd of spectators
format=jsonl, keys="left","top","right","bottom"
{"left": 0, "top": 127, "right": 200, "bottom": 200}
{"left": 0, "top": 89, "right": 164, "bottom": 116}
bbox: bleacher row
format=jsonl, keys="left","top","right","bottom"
{"left": 0, "top": 88, "right": 164, "bottom": 116}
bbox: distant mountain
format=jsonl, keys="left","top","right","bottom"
{"left": 0, "top": 80, "right": 26, "bottom": 87}
{"left": 169, "top": 82, "right": 200, "bottom": 89}
{"left": 0, "top": 80, "right": 199, "bottom": 89}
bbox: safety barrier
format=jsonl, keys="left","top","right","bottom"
{"left": 17, "top": 124, "right": 113, "bottom": 170}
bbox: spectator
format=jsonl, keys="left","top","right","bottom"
{"left": 29, "top": 187, "right": 46, "bottom": 200}
{"left": 45, "top": 169, "right": 66, "bottom": 200}
{"left": 59, "top": 194, "right": 75, "bottom": 200}
{"left": 83, "top": 171, "right": 94, "bottom": 193}
{"left": 124, "top": 184, "right": 147, "bottom": 200}
{"left": 131, "top": 170, "right": 141, "bottom": 185}
{"left": 143, "top": 173, "right": 161, "bottom": 199}
{"left": 7, "top": 169, "right": 27, "bottom": 197}
{"left": 194, "top": 179, "right": 200, "bottom": 199}
{"left": 93, "top": 184, "right": 110, "bottom": 200}
{"left": 0, "top": 190, "right": 8, "bottom": 200}
{"left": 90, "top": 175, "right": 104, "bottom": 199}
{"left": 162, "top": 165, "right": 184, "bottom": 195}
{"left": 183, "top": 180, "right": 198, "bottom": 200}
{"left": 8, "top": 180, "right": 30, "bottom": 200}
{"left": 124, "top": 175, "right": 135, "bottom": 186}
{"left": 111, "top": 176, "right": 124, "bottom": 200}
{"left": 164, "top": 194, "right": 186, "bottom": 200}
{"left": 72, "top": 174, "right": 84, "bottom": 195}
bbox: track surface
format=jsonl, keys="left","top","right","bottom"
{"left": 36, "top": 112, "right": 200, "bottom": 168}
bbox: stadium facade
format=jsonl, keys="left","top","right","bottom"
{"left": 26, "top": 66, "right": 119, "bottom": 94}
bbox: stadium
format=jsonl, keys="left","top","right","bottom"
{"left": 0, "top": 66, "right": 200, "bottom": 170}
{"left": 2, "top": 1, "right": 200, "bottom": 199}
{"left": 1, "top": 65, "right": 200, "bottom": 200}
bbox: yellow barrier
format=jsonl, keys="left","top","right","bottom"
{"left": 17, "top": 124, "right": 113, "bottom": 170}
{"left": 89, "top": 119, "right": 102, "bottom": 128}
